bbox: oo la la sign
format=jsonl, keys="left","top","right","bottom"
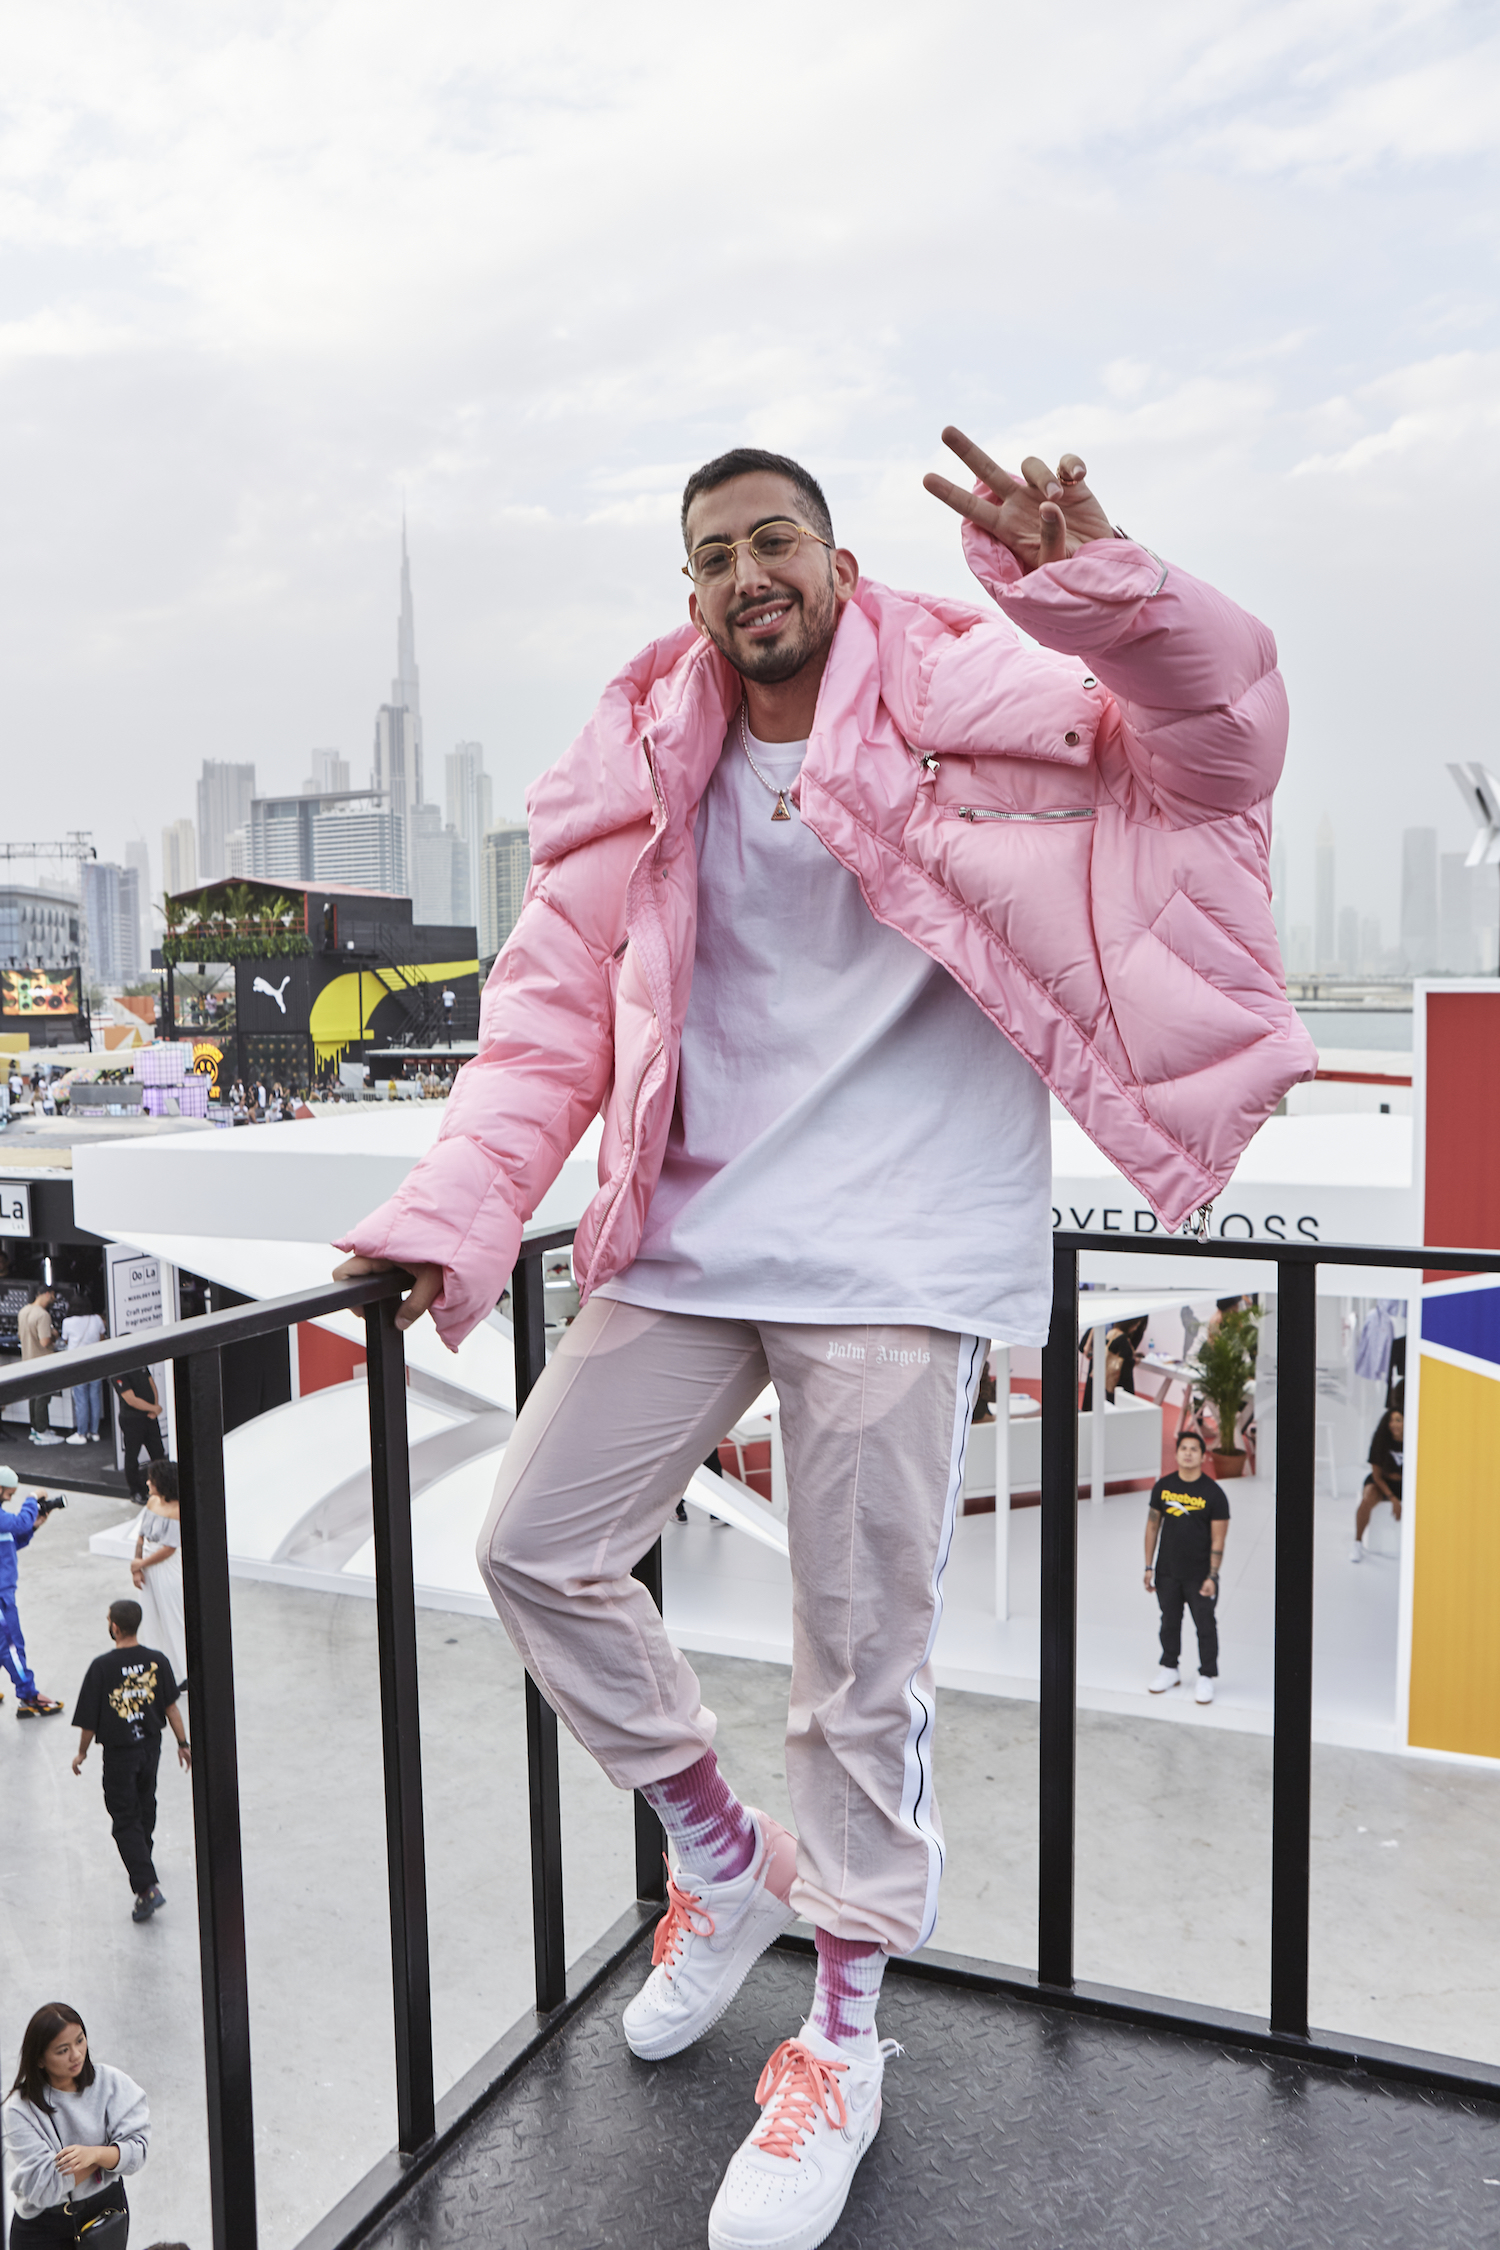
{"left": 0, "top": 1183, "right": 30, "bottom": 1238}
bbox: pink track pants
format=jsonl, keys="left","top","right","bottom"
{"left": 477, "top": 1297, "right": 984, "bottom": 1954}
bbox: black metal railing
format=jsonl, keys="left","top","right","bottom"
{"left": 4, "top": 1224, "right": 1499, "bottom": 2250}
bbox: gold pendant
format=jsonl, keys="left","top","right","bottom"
{"left": 771, "top": 793, "right": 791, "bottom": 822}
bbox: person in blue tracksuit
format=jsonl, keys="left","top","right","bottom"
{"left": 0, "top": 1464, "right": 65, "bottom": 1716}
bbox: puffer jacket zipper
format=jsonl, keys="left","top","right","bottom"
{"left": 949, "top": 805, "right": 1097, "bottom": 824}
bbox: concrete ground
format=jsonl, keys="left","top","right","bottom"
{"left": 3, "top": 1485, "right": 1498, "bottom": 2250}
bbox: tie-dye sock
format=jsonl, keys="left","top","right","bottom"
{"left": 638, "top": 1748, "right": 757, "bottom": 1884}
{"left": 810, "top": 1929, "right": 887, "bottom": 2053}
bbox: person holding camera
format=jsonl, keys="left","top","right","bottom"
{"left": 0, "top": 1467, "right": 65, "bottom": 1718}
{"left": 71, "top": 1601, "right": 190, "bottom": 1924}
{"left": 3, "top": 2001, "right": 148, "bottom": 2248}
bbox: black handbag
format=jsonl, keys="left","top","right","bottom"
{"left": 64, "top": 2181, "right": 128, "bottom": 2250}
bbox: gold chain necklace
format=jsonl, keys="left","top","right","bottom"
{"left": 738, "top": 701, "right": 795, "bottom": 823}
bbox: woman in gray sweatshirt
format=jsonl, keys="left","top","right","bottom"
{"left": 3, "top": 2003, "right": 149, "bottom": 2246}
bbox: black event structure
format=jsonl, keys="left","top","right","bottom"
{"left": 4, "top": 1227, "right": 1499, "bottom": 2250}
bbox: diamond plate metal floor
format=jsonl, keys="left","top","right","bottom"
{"left": 362, "top": 1942, "right": 1500, "bottom": 2250}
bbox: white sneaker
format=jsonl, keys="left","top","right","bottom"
{"left": 1148, "top": 1666, "right": 1181, "bottom": 1694}
{"left": 622, "top": 1812, "right": 797, "bottom": 2061}
{"left": 1195, "top": 1675, "right": 1215, "bottom": 1705}
{"left": 708, "top": 2025, "right": 894, "bottom": 2250}
{"left": 29, "top": 1433, "right": 62, "bottom": 1446}
{"left": 1350, "top": 1542, "right": 1364, "bottom": 1564}
{"left": 65, "top": 1433, "right": 88, "bottom": 1446}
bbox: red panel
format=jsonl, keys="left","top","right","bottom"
{"left": 297, "top": 1321, "right": 367, "bottom": 1394}
{"left": 1424, "top": 992, "right": 1500, "bottom": 1252}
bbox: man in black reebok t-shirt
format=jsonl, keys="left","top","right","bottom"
{"left": 1144, "top": 1430, "right": 1230, "bottom": 1706}
{"left": 72, "top": 1596, "right": 190, "bottom": 1922}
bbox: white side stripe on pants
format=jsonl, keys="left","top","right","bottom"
{"left": 897, "top": 1330, "right": 987, "bottom": 1952}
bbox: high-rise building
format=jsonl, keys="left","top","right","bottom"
{"left": 81, "top": 861, "right": 140, "bottom": 987}
{"left": 1337, "top": 905, "right": 1359, "bottom": 976}
{"left": 124, "top": 838, "right": 152, "bottom": 966}
{"left": 196, "top": 760, "right": 256, "bottom": 883}
{"left": 1360, "top": 915, "right": 1382, "bottom": 974}
{"left": 311, "top": 804, "right": 407, "bottom": 894}
{"left": 305, "top": 749, "right": 350, "bottom": 794}
{"left": 249, "top": 788, "right": 387, "bottom": 882}
{"left": 446, "top": 742, "right": 493, "bottom": 920}
{"left": 226, "top": 828, "right": 251, "bottom": 877}
{"left": 410, "top": 804, "right": 469, "bottom": 926}
{"left": 1400, "top": 828, "right": 1439, "bottom": 974}
{"left": 162, "top": 818, "right": 197, "bottom": 896}
{"left": 371, "top": 524, "right": 425, "bottom": 877}
{"left": 374, "top": 704, "right": 421, "bottom": 839}
{"left": 480, "top": 823, "right": 531, "bottom": 959}
{"left": 1314, "top": 815, "right": 1336, "bottom": 971}
{"left": 0, "top": 884, "right": 81, "bottom": 970}
{"left": 1440, "top": 851, "right": 1480, "bottom": 976}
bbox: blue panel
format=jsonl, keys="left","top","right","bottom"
{"left": 1423, "top": 1285, "right": 1500, "bottom": 1369}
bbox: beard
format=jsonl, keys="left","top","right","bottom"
{"left": 703, "top": 569, "right": 840, "bottom": 685}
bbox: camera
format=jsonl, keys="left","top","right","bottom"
{"left": 36, "top": 1496, "right": 65, "bottom": 1516}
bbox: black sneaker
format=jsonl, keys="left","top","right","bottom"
{"left": 145, "top": 1884, "right": 165, "bottom": 1914}
{"left": 131, "top": 1893, "right": 155, "bottom": 1923}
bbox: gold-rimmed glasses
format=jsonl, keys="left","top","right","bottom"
{"left": 681, "top": 520, "right": 832, "bottom": 585}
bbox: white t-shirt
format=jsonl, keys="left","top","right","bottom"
{"left": 62, "top": 1313, "right": 106, "bottom": 1353}
{"left": 599, "top": 725, "right": 1053, "bottom": 1342}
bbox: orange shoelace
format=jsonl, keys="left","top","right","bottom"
{"left": 650, "top": 1866, "right": 715, "bottom": 1979}
{"left": 752, "top": 2040, "right": 849, "bottom": 2160}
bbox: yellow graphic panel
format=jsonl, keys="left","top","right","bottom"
{"left": 1408, "top": 1352, "right": 1500, "bottom": 1758}
{"left": 309, "top": 961, "right": 478, "bottom": 1065}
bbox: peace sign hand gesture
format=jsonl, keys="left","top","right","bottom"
{"left": 923, "top": 425, "right": 1115, "bottom": 574}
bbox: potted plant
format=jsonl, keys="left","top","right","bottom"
{"left": 1194, "top": 1304, "right": 1260, "bottom": 1479}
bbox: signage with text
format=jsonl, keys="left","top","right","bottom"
{"left": 0, "top": 1182, "right": 31, "bottom": 1238}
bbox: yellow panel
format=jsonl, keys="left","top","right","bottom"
{"left": 308, "top": 960, "right": 480, "bottom": 1066}
{"left": 1408, "top": 1353, "right": 1500, "bottom": 1757}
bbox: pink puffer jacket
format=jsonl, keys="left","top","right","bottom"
{"left": 342, "top": 525, "right": 1316, "bottom": 1346}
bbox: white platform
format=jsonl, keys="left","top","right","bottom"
{"left": 661, "top": 1473, "right": 1402, "bottom": 1754}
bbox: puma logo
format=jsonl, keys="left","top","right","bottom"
{"left": 253, "top": 975, "right": 291, "bottom": 1015}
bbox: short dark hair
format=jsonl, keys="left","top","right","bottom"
{"left": 7, "top": 2003, "right": 94, "bottom": 2114}
{"left": 109, "top": 1598, "right": 143, "bottom": 1636}
{"left": 680, "top": 448, "right": 833, "bottom": 549}
{"left": 147, "top": 1459, "right": 179, "bottom": 1504}
{"left": 1176, "top": 1429, "right": 1205, "bottom": 1450}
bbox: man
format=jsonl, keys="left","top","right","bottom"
{"left": 111, "top": 1365, "right": 164, "bottom": 1502}
{"left": 0, "top": 1465, "right": 65, "bottom": 1715}
{"left": 1145, "top": 1430, "right": 1230, "bottom": 1704}
{"left": 71, "top": 1596, "right": 191, "bottom": 1923}
{"left": 18, "top": 1284, "right": 61, "bottom": 1446}
{"left": 336, "top": 430, "right": 1312, "bottom": 2248}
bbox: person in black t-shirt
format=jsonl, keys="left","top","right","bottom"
{"left": 1352, "top": 1404, "right": 1403, "bottom": 1562}
{"left": 71, "top": 1599, "right": 190, "bottom": 1923}
{"left": 111, "top": 1368, "right": 164, "bottom": 1504}
{"left": 1144, "top": 1431, "right": 1230, "bottom": 1706}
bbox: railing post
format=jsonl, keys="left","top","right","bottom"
{"left": 513, "top": 1249, "right": 567, "bottom": 2012}
{"left": 630, "top": 1539, "right": 668, "bottom": 1903}
{"left": 1038, "top": 1242, "right": 1080, "bottom": 1990}
{"left": 175, "top": 1350, "right": 257, "bottom": 2250}
{"left": 363, "top": 1294, "right": 436, "bottom": 2151}
{"left": 1271, "top": 1258, "right": 1317, "bottom": 2037}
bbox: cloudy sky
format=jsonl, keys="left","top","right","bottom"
{"left": 2, "top": 0, "right": 1496, "bottom": 947}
